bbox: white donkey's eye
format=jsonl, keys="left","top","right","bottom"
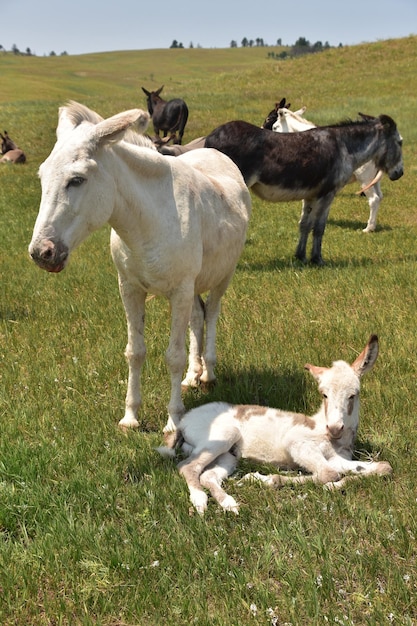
{"left": 67, "top": 176, "right": 85, "bottom": 188}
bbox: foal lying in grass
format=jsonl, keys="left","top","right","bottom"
{"left": 158, "top": 335, "right": 392, "bottom": 514}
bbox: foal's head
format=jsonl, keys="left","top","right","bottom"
{"left": 305, "top": 335, "right": 379, "bottom": 440}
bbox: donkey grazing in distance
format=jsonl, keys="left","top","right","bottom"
{"left": 29, "top": 101, "right": 251, "bottom": 433}
{"left": 142, "top": 85, "right": 189, "bottom": 145}
{"left": 159, "top": 335, "right": 392, "bottom": 515}
{"left": 204, "top": 115, "right": 403, "bottom": 264}
{"left": 273, "top": 106, "right": 387, "bottom": 233}
{"left": 0, "top": 131, "right": 26, "bottom": 163}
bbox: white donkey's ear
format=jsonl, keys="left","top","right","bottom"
{"left": 56, "top": 101, "right": 104, "bottom": 140}
{"left": 94, "top": 109, "right": 150, "bottom": 144}
{"left": 56, "top": 106, "right": 78, "bottom": 139}
{"left": 351, "top": 334, "right": 379, "bottom": 377}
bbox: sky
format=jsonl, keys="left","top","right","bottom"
{"left": 2, "top": 0, "right": 416, "bottom": 56}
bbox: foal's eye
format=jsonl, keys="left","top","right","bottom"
{"left": 67, "top": 176, "right": 85, "bottom": 188}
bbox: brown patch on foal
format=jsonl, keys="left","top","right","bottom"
{"left": 292, "top": 413, "right": 316, "bottom": 430}
{"left": 235, "top": 405, "right": 269, "bottom": 421}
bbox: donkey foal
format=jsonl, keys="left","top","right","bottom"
{"left": 158, "top": 335, "right": 392, "bottom": 514}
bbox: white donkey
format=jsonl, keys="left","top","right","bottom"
{"left": 273, "top": 107, "right": 385, "bottom": 232}
{"left": 29, "top": 101, "right": 251, "bottom": 433}
{"left": 159, "top": 334, "right": 392, "bottom": 514}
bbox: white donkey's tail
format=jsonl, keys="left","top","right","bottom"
{"left": 156, "top": 429, "right": 184, "bottom": 459}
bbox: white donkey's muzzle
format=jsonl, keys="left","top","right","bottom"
{"left": 29, "top": 238, "right": 69, "bottom": 273}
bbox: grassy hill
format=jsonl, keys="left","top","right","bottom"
{"left": 0, "top": 38, "right": 416, "bottom": 625}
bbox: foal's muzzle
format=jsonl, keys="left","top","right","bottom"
{"left": 29, "top": 238, "right": 69, "bottom": 273}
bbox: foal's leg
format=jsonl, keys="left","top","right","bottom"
{"left": 200, "top": 452, "right": 239, "bottom": 514}
{"left": 178, "top": 449, "right": 222, "bottom": 515}
{"left": 326, "top": 456, "right": 393, "bottom": 481}
{"left": 243, "top": 440, "right": 341, "bottom": 486}
{"left": 117, "top": 280, "right": 147, "bottom": 430}
{"left": 164, "top": 284, "right": 195, "bottom": 432}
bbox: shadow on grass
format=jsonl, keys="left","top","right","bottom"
{"left": 239, "top": 248, "right": 417, "bottom": 274}
{"left": 327, "top": 216, "right": 393, "bottom": 232}
{"left": 0, "top": 306, "right": 32, "bottom": 321}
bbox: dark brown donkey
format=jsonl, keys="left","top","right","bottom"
{"left": 0, "top": 131, "right": 26, "bottom": 163}
{"left": 205, "top": 115, "right": 403, "bottom": 265}
{"left": 142, "top": 86, "right": 189, "bottom": 145}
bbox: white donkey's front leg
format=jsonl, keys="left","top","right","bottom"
{"left": 117, "top": 279, "right": 147, "bottom": 430}
{"left": 164, "top": 285, "right": 195, "bottom": 432}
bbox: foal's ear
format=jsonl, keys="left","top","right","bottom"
{"left": 351, "top": 334, "right": 379, "bottom": 377}
{"left": 304, "top": 364, "right": 327, "bottom": 380}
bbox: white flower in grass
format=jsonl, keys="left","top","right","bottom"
{"left": 250, "top": 603, "right": 257, "bottom": 616}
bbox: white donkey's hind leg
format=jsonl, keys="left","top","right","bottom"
{"left": 182, "top": 296, "right": 205, "bottom": 389}
{"left": 200, "top": 276, "right": 233, "bottom": 385}
{"left": 200, "top": 452, "right": 239, "bottom": 514}
{"left": 164, "top": 284, "right": 195, "bottom": 432}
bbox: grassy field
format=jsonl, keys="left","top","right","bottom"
{"left": 0, "top": 38, "right": 416, "bottom": 625}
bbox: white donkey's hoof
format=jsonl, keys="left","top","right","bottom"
{"left": 118, "top": 416, "right": 139, "bottom": 431}
{"left": 163, "top": 415, "right": 179, "bottom": 433}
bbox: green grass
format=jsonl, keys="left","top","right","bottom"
{"left": 1, "top": 38, "right": 417, "bottom": 625}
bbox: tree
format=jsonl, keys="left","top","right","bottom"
{"left": 230, "top": 40, "right": 237, "bottom": 48}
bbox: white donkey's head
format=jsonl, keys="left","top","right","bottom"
{"left": 29, "top": 101, "right": 149, "bottom": 273}
{"left": 305, "top": 334, "right": 379, "bottom": 440}
{"left": 272, "top": 106, "right": 311, "bottom": 133}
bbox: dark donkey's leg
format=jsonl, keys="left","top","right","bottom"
{"left": 296, "top": 194, "right": 335, "bottom": 265}
{"left": 295, "top": 199, "right": 314, "bottom": 264}
{"left": 310, "top": 193, "right": 335, "bottom": 265}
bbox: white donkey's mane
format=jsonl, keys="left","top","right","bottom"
{"left": 61, "top": 100, "right": 156, "bottom": 150}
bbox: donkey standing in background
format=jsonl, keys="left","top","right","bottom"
{"left": 205, "top": 114, "right": 403, "bottom": 264}
{"left": 0, "top": 131, "right": 26, "bottom": 163}
{"left": 142, "top": 86, "right": 189, "bottom": 145}
{"left": 272, "top": 106, "right": 387, "bottom": 232}
{"left": 159, "top": 335, "right": 392, "bottom": 515}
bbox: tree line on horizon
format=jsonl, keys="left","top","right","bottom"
{"left": 170, "top": 36, "right": 343, "bottom": 58}
{"left": 0, "top": 36, "right": 343, "bottom": 58}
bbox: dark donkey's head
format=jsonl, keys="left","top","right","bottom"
{"left": 359, "top": 113, "right": 404, "bottom": 181}
{"left": 1, "top": 130, "right": 18, "bottom": 154}
{"left": 141, "top": 85, "right": 165, "bottom": 117}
